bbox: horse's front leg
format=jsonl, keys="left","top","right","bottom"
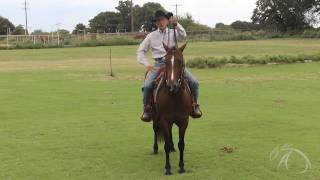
{"left": 169, "top": 123, "right": 176, "bottom": 152}
{"left": 164, "top": 138, "right": 172, "bottom": 175}
{"left": 178, "top": 121, "right": 188, "bottom": 174}
{"left": 162, "top": 121, "right": 172, "bottom": 175}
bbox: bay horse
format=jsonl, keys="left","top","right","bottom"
{"left": 152, "top": 42, "right": 192, "bottom": 175}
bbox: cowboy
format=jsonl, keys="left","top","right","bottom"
{"left": 137, "top": 10, "right": 202, "bottom": 122}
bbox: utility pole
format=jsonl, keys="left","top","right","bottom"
{"left": 130, "top": 0, "right": 134, "bottom": 32}
{"left": 172, "top": 4, "right": 182, "bottom": 17}
{"left": 23, "top": 0, "right": 29, "bottom": 35}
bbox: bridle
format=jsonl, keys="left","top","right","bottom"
{"left": 164, "top": 48, "right": 185, "bottom": 92}
{"left": 163, "top": 21, "right": 186, "bottom": 92}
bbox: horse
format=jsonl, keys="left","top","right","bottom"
{"left": 151, "top": 42, "right": 193, "bottom": 175}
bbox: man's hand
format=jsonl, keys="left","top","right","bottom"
{"left": 169, "top": 16, "right": 178, "bottom": 26}
{"left": 146, "top": 65, "right": 156, "bottom": 72}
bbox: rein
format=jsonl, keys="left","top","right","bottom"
{"left": 162, "top": 21, "right": 186, "bottom": 90}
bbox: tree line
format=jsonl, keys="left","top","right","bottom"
{"left": 73, "top": 1, "right": 211, "bottom": 34}
{"left": 1, "top": 0, "right": 319, "bottom": 35}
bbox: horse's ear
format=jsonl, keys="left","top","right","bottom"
{"left": 179, "top": 42, "right": 188, "bottom": 52}
{"left": 163, "top": 43, "right": 170, "bottom": 52}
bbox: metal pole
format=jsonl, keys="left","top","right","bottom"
{"left": 131, "top": 0, "right": 134, "bottom": 32}
{"left": 57, "top": 31, "right": 60, "bottom": 47}
{"left": 24, "top": 0, "right": 28, "bottom": 35}
{"left": 51, "top": 31, "right": 53, "bottom": 44}
{"left": 109, "top": 48, "right": 113, "bottom": 76}
{"left": 172, "top": 4, "right": 182, "bottom": 17}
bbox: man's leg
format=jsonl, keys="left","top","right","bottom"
{"left": 141, "top": 70, "right": 158, "bottom": 122}
{"left": 184, "top": 69, "right": 202, "bottom": 118}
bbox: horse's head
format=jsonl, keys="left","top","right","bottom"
{"left": 163, "top": 42, "right": 187, "bottom": 93}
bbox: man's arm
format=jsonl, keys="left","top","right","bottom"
{"left": 170, "top": 16, "right": 187, "bottom": 40}
{"left": 137, "top": 34, "right": 151, "bottom": 67}
{"left": 175, "top": 23, "right": 187, "bottom": 40}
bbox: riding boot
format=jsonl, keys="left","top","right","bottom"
{"left": 191, "top": 103, "right": 202, "bottom": 119}
{"left": 140, "top": 104, "right": 152, "bottom": 122}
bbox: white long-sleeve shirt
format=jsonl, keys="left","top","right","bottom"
{"left": 137, "top": 23, "right": 187, "bottom": 67}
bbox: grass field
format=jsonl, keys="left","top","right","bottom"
{"left": 0, "top": 39, "right": 320, "bottom": 179}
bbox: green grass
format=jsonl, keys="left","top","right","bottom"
{"left": 0, "top": 39, "right": 320, "bottom": 179}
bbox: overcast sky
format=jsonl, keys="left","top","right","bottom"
{"left": 0, "top": 0, "right": 257, "bottom": 32}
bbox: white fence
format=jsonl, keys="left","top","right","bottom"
{"left": 0, "top": 34, "right": 61, "bottom": 49}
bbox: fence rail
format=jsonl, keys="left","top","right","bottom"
{"left": 0, "top": 30, "right": 285, "bottom": 49}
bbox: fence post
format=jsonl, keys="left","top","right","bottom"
{"left": 57, "top": 32, "right": 60, "bottom": 47}
{"left": 6, "top": 29, "right": 9, "bottom": 49}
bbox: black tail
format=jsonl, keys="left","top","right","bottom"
{"left": 154, "top": 121, "right": 164, "bottom": 143}
{"left": 157, "top": 126, "right": 164, "bottom": 143}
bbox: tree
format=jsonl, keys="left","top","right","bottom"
{"left": 252, "top": 0, "right": 320, "bottom": 32}
{"left": 0, "top": 16, "right": 15, "bottom": 35}
{"left": 72, "top": 23, "right": 86, "bottom": 34}
{"left": 31, "top": 29, "right": 49, "bottom": 35}
{"left": 116, "top": 0, "right": 132, "bottom": 32}
{"left": 215, "top": 23, "right": 227, "bottom": 29}
{"left": 89, "top": 11, "right": 122, "bottom": 33}
{"left": 134, "top": 2, "right": 165, "bottom": 31}
{"left": 178, "top": 14, "right": 211, "bottom": 31}
{"left": 58, "top": 29, "right": 70, "bottom": 38}
{"left": 12, "top": 25, "right": 25, "bottom": 35}
{"left": 230, "top": 21, "right": 260, "bottom": 31}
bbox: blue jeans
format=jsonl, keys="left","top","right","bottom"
{"left": 142, "top": 57, "right": 199, "bottom": 106}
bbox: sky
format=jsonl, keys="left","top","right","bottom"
{"left": 0, "top": 0, "right": 257, "bottom": 32}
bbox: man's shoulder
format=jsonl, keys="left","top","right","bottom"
{"left": 141, "top": 30, "right": 158, "bottom": 41}
{"left": 148, "top": 30, "right": 159, "bottom": 36}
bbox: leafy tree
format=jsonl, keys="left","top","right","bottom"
{"left": 116, "top": 0, "right": 132, "bottom": 32}
{"left": 58, "top": 29, "right": 70, "bottom": 38}
{"left": 72, "top": 23, "right": 86, "bottom": 34}
{"left": 12, "top": 25, "right": 25, "bottom": 35}
{"left": 31, "top": 29, "right": 50, "bottom": 35}
{"left": 230, "top": 20, "right": 260, "bottom": 31}
{"left": 134, "top": 2, "right": 165, "bottom": 31}
{"left": 215, "top": 23, "right": 227, "bottom": 29}
{"left": 0, "top": 16, "right": 15, "bottom": 35}
{"left": 89, "top": 11, "right": 122, "bottom": 33}
{"left": 252, "top": 0, "right": 320, "bottom": 32}
{"left": 178, "top": 14, "right": 211, "bottom": 31}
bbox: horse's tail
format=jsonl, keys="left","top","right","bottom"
{"left": 157, "top": 126, "right": 164, "bottom": 143}
{"left": 154, "top": 120, "right": 164, "bottom": 143}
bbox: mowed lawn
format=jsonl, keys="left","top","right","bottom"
{"left": 0, "top": 39, "right": 320, "bottom": 179}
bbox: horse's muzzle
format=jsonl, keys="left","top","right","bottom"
{"left": 169, "top": 83, "right": 180, "bottom": 94}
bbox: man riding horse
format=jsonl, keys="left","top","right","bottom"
{"left": 137, "top": 10, "right": 202, "bottom": 122}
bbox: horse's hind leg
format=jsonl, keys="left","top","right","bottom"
{"left": 153, "top": 122, "right": 159, "bottom": 154}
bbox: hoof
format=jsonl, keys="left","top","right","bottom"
{"left": 179, "top": 168, "right": 186, "bottom": 174}
{"left": 153, "top": 151, "right": 158, "bottom": 155}
{"left": 165, "top": 171, "right": 173, "bottom": 175}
